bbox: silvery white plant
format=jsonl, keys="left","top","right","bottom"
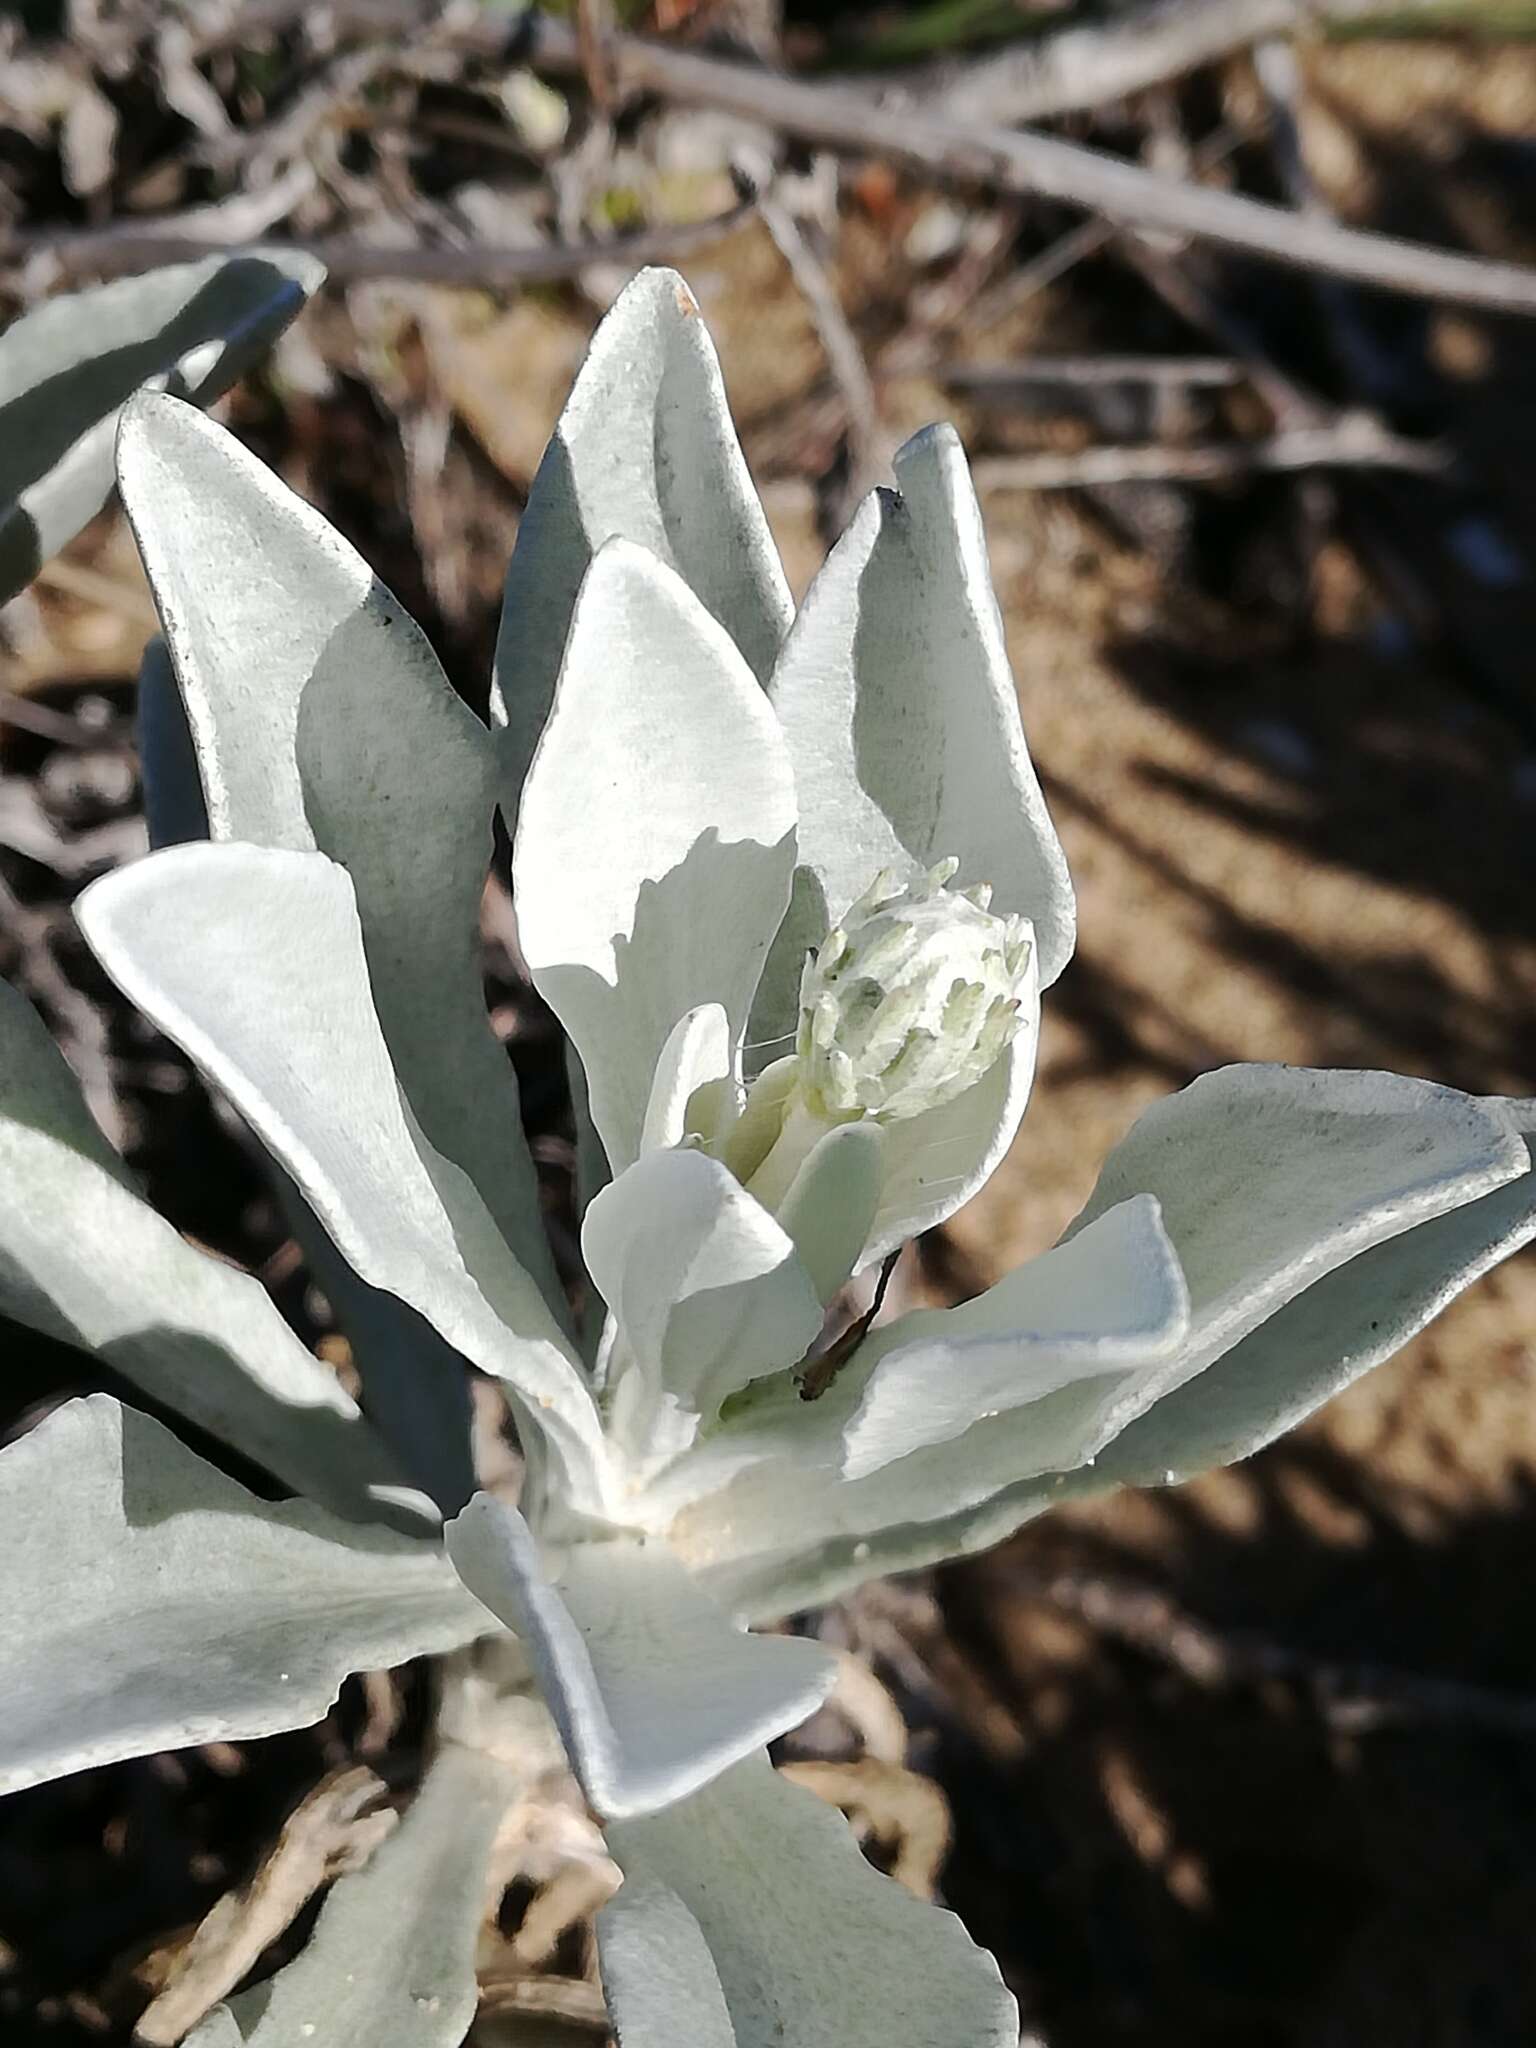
{"left": 0, "top": 249, "right": 322, "bottom": 606}
{"left": 4, "top": 266, "right": 1536, "bottom": 2047}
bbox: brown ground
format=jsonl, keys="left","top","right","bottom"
{"left": 6, "top": 28, "right": 1536, "bottom": 2048}
{"left": 893, "top": 46, "right": 1536, "bottom": 2044}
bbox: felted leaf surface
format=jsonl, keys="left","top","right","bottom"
{"left": 659, "top": 1203, "right": 1185, "bottom": 1596}
{"left": 605, "top": 1754, "right": 1016, "bottom": 2048}
{"left": 514, "top": 540, "right": 796, "bottom": 1178}
{"left": 0, "top": 975, "right": 412, "bottom": 1525}
{"left": 583, "top": 1147, "right": 824, "bottom": 1438}
{"left": 0, "top": 1397, "right": 486, "bottom": 1795}
{"left": 447, "top": 1497, "right": 835, "bottom": 1820}
{"left": 689, "top": 1097, "right": 1536, "bottom": 1622}
{"left": 76, "top": 843, "right": 608, "bottom": 1516}
{"left": 493, "top": 266, "right": 791, "bottom": 816}
{"left": 759, "top": 423, "right": 1074, "bottom": 1048}
{"left": 597, "top": 1874, "right": 737, "bottom": 2048}
{"left": 1064, "top": 1063, "right": 1528, "bottom": 1440}
{"left": 1094, "top": 1101, "right": 1536, "bottom": 1485}
{"left": 132, "top": 625, "right": 481, "bottom": 1511}
{"left": 844, "top": 1194, "right": 1188, "bottom": 1480}
{"left": 117, "top": 392, "right": 560, "bottom": 1312}
{"left": 0, "top": 251, "right": 320, "bottom": 603}
{"left": 188, "top": 1743, "right": 517, "bottom": 2048}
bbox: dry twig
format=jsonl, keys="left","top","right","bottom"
{"left": 0, "top": 197, "right": 760, "bottom": 284}
{"left": 754, "top": 178, "right": 885, "bottom": 508}
{"left": 1012, "top": 1567, "right": 1536, "bottom": 1739}
{"left": 33, "top": 3, "right": 1536, "bottom": 311}
{"left": 507, "top": 8, "right": 1536, "bottom": 315}
{"left": 910, "top": 0, "right": 1446, "bottom": 128}
{"left": 134, "top": 1766, "right": 395, "bottom": 2046}
{"left": 781, "top": 1758, "right": 952, "bottom": 1900}
{"left": 970, "top": 414, "right": 1444, "bottom": 490}
{"left": 476, "top": 1970, "right": 609, "bottom": 2030}
{"left": 947, "top": 354, "right": 1245, "bottom": 395}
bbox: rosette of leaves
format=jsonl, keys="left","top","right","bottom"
{"left": 4, "top": 269, "right": 1535, "bottom": 2048}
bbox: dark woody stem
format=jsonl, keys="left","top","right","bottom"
{"left": 797, "top": 1249, "right": 903, "bottom": 1403}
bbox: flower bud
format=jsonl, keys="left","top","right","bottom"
{"left": 795, "top": 860, "right": 1033, "bottom": 1123}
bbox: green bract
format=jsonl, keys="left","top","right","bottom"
{"left": 4, "top": 266, "right": 1535, "bottom": 2048}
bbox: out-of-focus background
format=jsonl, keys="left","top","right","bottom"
{"left": 5, "top": 2, "right": 1536, "bottom": 2043}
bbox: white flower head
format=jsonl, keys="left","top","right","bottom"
{"left": 796, "top": 858, "right": 1033, "bottom": 1124}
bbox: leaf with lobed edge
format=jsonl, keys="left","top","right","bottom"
{"left": 654, "top": 1202, "right": 1187, "bottom": 1585}
{"left": 0, "top": 976, "right": 417, "bottom": 1526}
{"left": 76, "top": 842, "right": 610, "bottom": 1520}
{"left": 447, "top": 1497, "right": 836, "bottom": 1821}
{"left": 185, "top": 1742, "right": 519, "bottom": 2048}
{"left": 492, "top": 266, "right": 792, "bottom": 819}
{"left": 0, "top": 1397, "right": 487, "bottom": 1796}
{"left": 598, "top": 1873, "right": 737, "bottom": 2048}
{"left": 1093, "top": 1099, "right": 1536, "bottom": 1486}
{"left": 681, "top": 1088, "right": 1536, "bottom": 1623}
{"left": 0, "top": 250, "right": 322, "bottom": 605}
{"left": 821, "top": 1114, "right": 1536, "bottom": 1611}
{"left": 603, "top": 1752, "right": 1017, "bottom": 2048}
{"left": 1061, "top": 1063, "right": 1531, "bottom": 1443}
{"left": 842, "top": 1194, "right": 1189, "bottom": 1481}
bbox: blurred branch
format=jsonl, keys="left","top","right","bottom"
{"left": 1013, "top": 1568, "right": 1536, "bottom": 1738}
{"left": 910, "top": 0, "right": 1447, "bottom": 127}
{"left": 0, "top": 196, "right": 759, "bottom": 284}
{"left": 575, "top": 0, "right": 618, "bottom": 111}
{"left": 970, "top": 415, "right": 1446, "bottom": 488}
{"left": 514, "top": 11, "right": 1536, "bottom": 314}
{"left": 135, "top": 1766, "right": 395, "bottom": 2046}
{"left": 476, "top": 1971, "right": 610, "bottom": 2030}
{"left": 754, "top": 177, "right": 885, "bottom": 506}
{"left": 946, "top": 354, "right": 1246, "bottom": 393}
{"left": 36, "top": 2, "right": 1536, "bottom": 311}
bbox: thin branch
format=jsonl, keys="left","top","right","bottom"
{"left": 1116, "top": 232, "right": 1328, "bottom": 427}
{"left": 56, "top": 1, "right": 1536, "bottom": 312}
{"left": 476, "top": 1971, "right": 609, "bottom": 2031}
{"left": 924, "top": 119, "right": 1248, "bottom": 352}
{"left": 0, "top": 689, "right": 121, "bottom": 745}
{"left": 945, "top": 353, "right": 1246, "bottom": 393}
{"left": 755, "top": 180, "right": 886, "bottom": 503}
{"left": 1015, "top": 424, "right": 1437, "bottom": 484}
{"left": 1253, "top": 31, "right": 1410, "bottom": 401}
{"left": 0, "top": 197, "right": 759, "bottom": 284}
{"left": 513, "top": 12, "right": 1536, "bottom": 315}
{"left": 969, "top": 416, "right": 1445, "bottom": 488}
{"left": 575, "top": 0, "right": 618, "bottom": 112}
{"left": 910, "top": 0, "right": 1447, "bottom": 129}
{"left": 135, "top": 1766, "right": 395, "bottom": 2047}
{"left": 198, "top": 38, "right": 398, "bottom": 179}
{"left": 1012, "top": 1567, "right": 1536, "bottom": 1739}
